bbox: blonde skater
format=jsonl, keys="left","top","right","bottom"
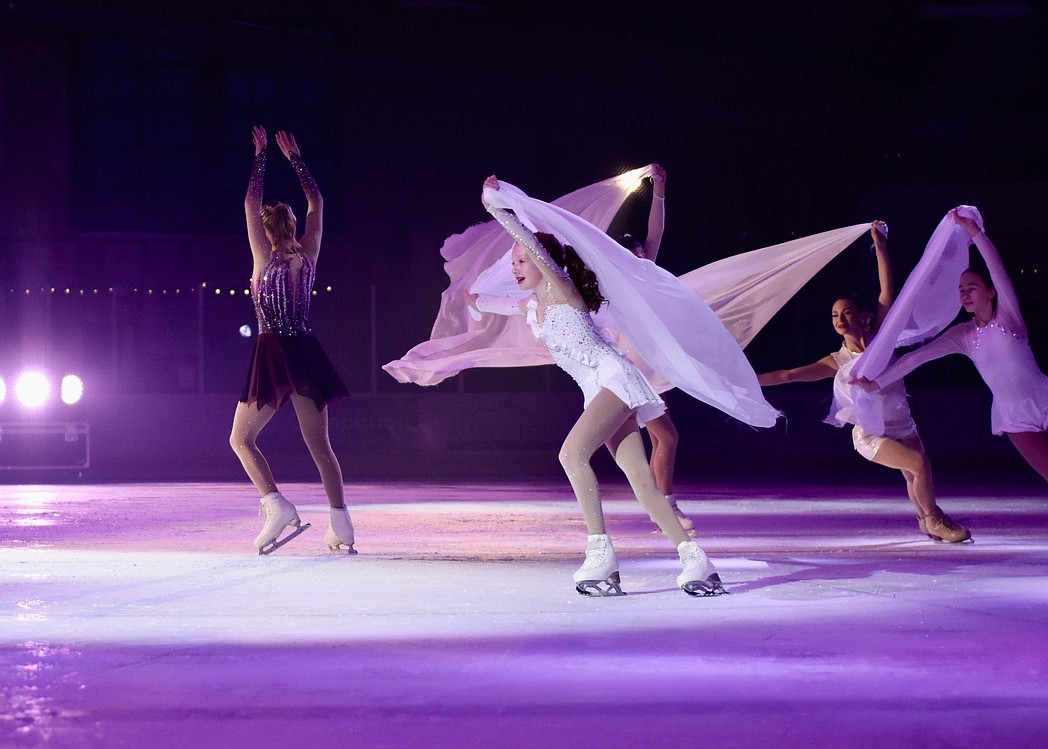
{"left": 230, "top": 125, "right": 355, "bottom": 555}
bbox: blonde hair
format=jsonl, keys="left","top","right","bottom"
{"left": 260, "top": 203, "right": 301, "bottom": 249}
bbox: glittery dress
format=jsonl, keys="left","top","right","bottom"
{"left": 877, "top": 318, "right": 1048, "bottom": 434}
{"left": 487, "top": 205, "right": 665, "bottom": 425}
{"left": 527, "top": 300, "right": 665, "bottom": 424}
{"left": 239, "top": 151, "right": 348, "bottom": 411}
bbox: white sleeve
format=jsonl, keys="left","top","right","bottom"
{"left": 874, "top": 325, "right": 968, "bottom": 388}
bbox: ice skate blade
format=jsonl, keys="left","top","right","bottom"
{"left": 327, "top": 543, "right": 358, "bottom": 555}
{"left": 682, "top": 573, "right": 727, "bottom": 597}
{"left": 575, "top": 572, "right": 626, "bottom": 597}
{"left": 928, "top": 532, "right": 973, "bottom": 544}
{"left": 257, "top": 520, "right": 311, "bottom": 556}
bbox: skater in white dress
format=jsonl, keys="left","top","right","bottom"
{"left": 864, "top": 209, "right": 1048, "bottom": 482}
{"left": 478, "top": 175, "right": 773, "bottom": 596}
{"left": 758, "top": 221, "right": 970, "bottom": 542}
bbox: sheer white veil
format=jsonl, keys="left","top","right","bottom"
{"left": 482, "top": 180, "right": 780, "bottom": 428}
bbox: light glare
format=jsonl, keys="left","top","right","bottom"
{"left": 0, "top": 377, "right": 6, "bottom": 406}
{"left": 16, "top": 372, "right": 50, "bottom": 408}
{"left": 61, "top": 375, "right": 84, "bottom": 405}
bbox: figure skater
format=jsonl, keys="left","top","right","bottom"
{"left": 758, "top": 222, "right": 970, "bottom": 542}
{"left": 861, "top": 209, "right": 1048, "bottom": 482}
{"left": 479, "top": 175, "right": 780, "bottom": 596}
{"left": 614, "top": 165, "right": 690, "bottom": 531}
{"left": 230, "top": 125, "right": 355, "bottom": 555}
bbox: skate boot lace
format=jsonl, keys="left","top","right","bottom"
{"left": 581, "top": 538, "right": 609, "bottom": 570}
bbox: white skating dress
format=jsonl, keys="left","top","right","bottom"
{"left": 477, "top": 204, "right": 665, "bottom": 425}
{"left": 526, "top": 300, "right": 665, "bottom": 425}
{"left": 826, "top": 345, "right": 918, "bottom": 460}
{"left": 875, "top": 232, "right": 1048, "bottom": 435}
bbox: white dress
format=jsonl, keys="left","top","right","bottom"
{"left": 827, "top": 345, "right": 919, "bottom": 460}
{"left": 876, "top": 232, "right": 1048, "bottom": 435}
{"left": 526, "top": 300, "right": 665, "bottom": 425}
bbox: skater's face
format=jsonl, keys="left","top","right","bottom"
{"left": 958, "top": 271, "right": 995, "bottom": 317}
{"left": 511, "top": 244, "right": 543, "bottom": 292}
{"left": 831, "top": 299, "right": 868, "bottom": 338}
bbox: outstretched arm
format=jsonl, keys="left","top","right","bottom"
{"left": 871, "top": 324, "right": 968, "bottom": 389}
{"left": 244, "top": 125, "right": 270, "bottom": 264}
{"left": 871, "top": 220, "right": 894, "bottom": 333}
{"left": 953, "top": 209, "right": 1025, "bottom": 335}
{"left": 276, "top": 130, "right": 324, "bottom": 260}
{"left": 481, "top": 175, "right": 576, "bottom": 300}
{"left": 642, "top": 164, "right": 666, "bottom": 263}
{"left": 758, "top": 355, "right": 838, "bottom": 386}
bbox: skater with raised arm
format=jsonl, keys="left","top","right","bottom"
{"left": 613, "top": 165, "right": 690, "bottom": 531}
{"left": 230, "top": 125, "right": 355, "bottom": 555}
{"left": 861, "top": 208, "right": 1048, "bottom": 482}
{"left": 476, "top": 175, "right": 780, "bottom": 596}
{"left": 758, "top": 221, "right": 970, "bottom": 542}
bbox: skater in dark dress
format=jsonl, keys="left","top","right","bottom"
{"left": 230, "top": 125, "right": 354, "bottom": 555}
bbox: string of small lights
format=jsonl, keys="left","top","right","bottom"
{"left": 5, "top": 285, "right": 337, "bottom": 296}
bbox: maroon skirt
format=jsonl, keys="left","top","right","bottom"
{"left": 240, "top": 333, "right": 349, "bottom": 411}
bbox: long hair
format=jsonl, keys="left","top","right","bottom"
{"left": 260, "top": 203, "right": 302, "bottom": 250}
{"left": 535, "top": 232, "right": 606, "bottom": 312}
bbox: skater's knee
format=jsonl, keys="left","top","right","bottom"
{"left": 559, "top": 445, "right": 591, "bottom": 473}
{"left": 229, "top": 431, "right": 256, "bottom": 455}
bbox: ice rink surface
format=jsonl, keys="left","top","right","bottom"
{"left": 2, "top": 480, "right": 1047, "bottom": 748}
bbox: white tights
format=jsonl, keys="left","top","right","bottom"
{"left": 229, "top": 392, "right": 345, "bottom": 508}
{"left": 559, "top": 389, "right": 690, "bottom": 546}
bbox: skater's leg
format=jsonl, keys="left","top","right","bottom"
{"left": 645, "top": 412, "right": 678, "bottom": 497}
{"left": 872, "top": 435, "right": 968, "bottom": 542}
{"left": 290, "top": 393, "right": 345, "bottom": 509}
{"left": 230, "top": 401, "right": 279, "bottom": 496}
{"left": 871, "top": 435, "right": 936, "bottom": 516}
{"left": 1007, "top": 431, "right": 1048, "bottom": 482}
{"left": 559, "top": 389, "right": 634, "bottom": 535}
{"left": 605, "top": 420, "right": 689, "bottom": 546}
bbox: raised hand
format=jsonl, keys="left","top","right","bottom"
{"left": 482, "top": 174, "right": 500, "bottom": 206}
{"left": 651, "top": 164, "right": 667, "bottom": 198}
{"left": 251, "top": 125, "right": 267, "bottom": 156}
{"left": 950, "top": 208, "right": 981, "bottom": 237}
{"left": 871, "top": 220, "right": 888, "bottom": 252}
{"left": 275, "top": 130, "right": 301, "bottom": 160}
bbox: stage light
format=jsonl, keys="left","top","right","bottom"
{"left": 61, "top": 375, "right": 84, "bottom": 405}
{"left": 0, "top": 377, "right": 6, "bottom": 406}
{"left": 15, "top": 372, "right": 50, "bottom": 408}
{"left": 239, "top": 325, "right": 253, "bottom": 338}
{"left": 613, "top": 167, "right": 648, "bottom": 194}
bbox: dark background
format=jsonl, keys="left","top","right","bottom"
{"left": 1, "top": 1, "right": 1045, "bottom": 481}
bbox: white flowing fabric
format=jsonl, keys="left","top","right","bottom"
{"left": 848, "top": 205, "right": 984, "bottom": 434}
{"left": 679, "top": 224, "right": 871, "bottom": 350}
{"left": 481, "top": 180, "right": 780, "bottom": 428}
{"left": 382, "top": 166, "right": 653, "bottom": 385}
{"left": 384, "top": 166, "right": 870, "bottom": 405}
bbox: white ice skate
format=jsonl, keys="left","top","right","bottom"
{"left": 254, "top": 491, "right": 310, "bottom": 555}
{"left": 325, "top": 506, "right": 358, "bottom": 555}
{"left": 573, "top": 534, "right": 625, "bottom": 597}
{"left": 676, "top": 540, "right": 726, "bottom": 597}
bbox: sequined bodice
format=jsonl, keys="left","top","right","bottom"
{"left": 967, "top": 318, "right": 1042, "bottom": 391}
{"left": 526, "top": 301, "right": 618, "bottom": 371}
{"left": 254, "top": 251, "right": 315, "bottom": 335}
